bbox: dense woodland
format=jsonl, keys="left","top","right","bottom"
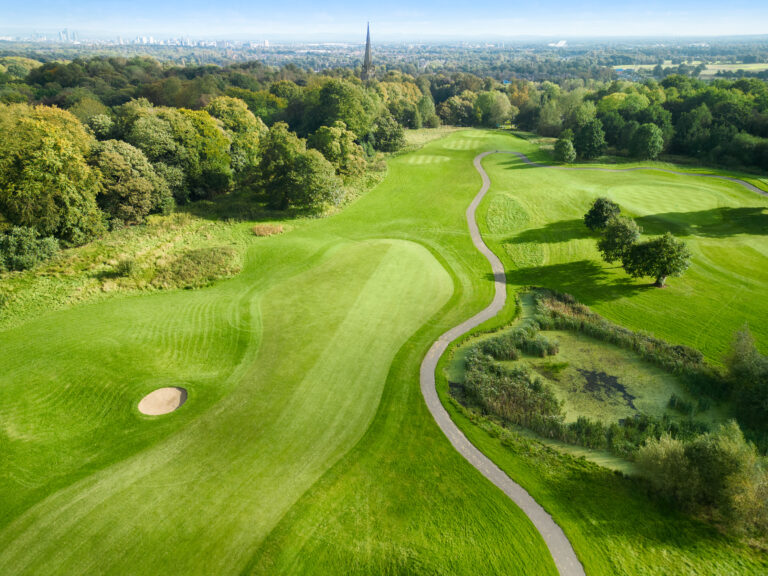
{"left": 0, "top": 53, "right": 765, "bottom": 261}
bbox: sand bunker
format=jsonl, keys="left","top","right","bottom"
{"left": 138, "top": 387, "right": 187, "bottom": 415}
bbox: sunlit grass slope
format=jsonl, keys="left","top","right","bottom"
{"left": 0, "top": 130, "right": 557, "bottom": 575}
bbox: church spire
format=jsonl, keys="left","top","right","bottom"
{"left": 361, "top": 22, "right": 374, "bottom": 81}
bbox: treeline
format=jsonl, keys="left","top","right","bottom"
{"left": 0, "top": 56, "right": 439, "bottom": 135}
{"left": 422, "top": 72, "right": 768, "bottom": 171}
{"left": 521, "top": 75, "right": 768, "bottom": 169}
{"left": 1, "top": 59, "right": 442, "bottom": 271}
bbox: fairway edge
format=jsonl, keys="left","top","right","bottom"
{"left": 420, "top": 150, "right": 586, "bottom": 576}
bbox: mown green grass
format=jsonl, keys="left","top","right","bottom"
{"left": 0, "top": 130, "right": 556, "bottom": 575}
{"left": 480, "top": 149, "right": 768, "bottom": 362}
{"left": 1, "top": 129, "right": 766, "bottom": 575}
{"left": 435, "top": 132, "right": 768, "bottom": 574}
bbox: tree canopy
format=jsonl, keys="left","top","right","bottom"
{"left": 0, "top": 103, "right": 104, "bottom": 245}
{"left": 584, "top": 197, "right": 620, "bottom": 231}
{"left": 92, "top": 139, "right": 173, "bottom": 224}
{"left": 597, "top": 216, "right": 641, "bottom": 263}
{"left": 622, "top": 232, "right": 692, "bottom": 287}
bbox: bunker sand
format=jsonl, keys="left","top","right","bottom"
{"left": 138, "top": 387, "right": 187, "bottom": 415}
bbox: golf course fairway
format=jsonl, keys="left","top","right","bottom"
{"left": 1, "top": 129, "right": 766, "bottom": 575}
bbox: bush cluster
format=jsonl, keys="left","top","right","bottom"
{"left": 637, "top": 422, "right": 768, "bottom": 536}
{"left": 477, "top": 320, "right": 559, "bottom": 360}
{"left": 0, "top": 226, "right": 58, "bottom": 272}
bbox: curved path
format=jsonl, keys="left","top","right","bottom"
{"left": 510, "top": 151, "right": 768, "bottom": 197}
{"left": 419, "top": 150, "right": 586, "bottom": 576}
{"left": 420, "top": 149, "right": 765, "bottom": 575}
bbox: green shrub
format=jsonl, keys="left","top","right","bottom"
{"left": 668, "top": 393, "right": 694, "bottom": 416}
{"left": 114, "top": 258, "right": 139, "bottom": 278}
{"left": 554, "top": 137, "right": 576, "bottom": 163}
{"left": 0, "top": 226, "right": 58, "bottom": 272}
{"left": 638, "top": 422, "right": 768, "bottom": 536}
{"left": 477, "top": 320, "right": 558, "bottom": 360}
{"left": 584, "top": 197, "right": 620, "bottom": 231}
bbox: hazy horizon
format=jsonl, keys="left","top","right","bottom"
{"left": 3, "top": 0, "right": 767, "bottom": 40}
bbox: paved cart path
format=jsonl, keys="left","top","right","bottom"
{"left": 419, "top": 149, "right": 765, "bottom": 575}
{"left": 419, "top": 150, "right": 586, "bottom": 576}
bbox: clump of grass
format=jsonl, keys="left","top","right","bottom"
{"left": 152, "top": 246, "right": 239, "bottom": 289}
{"left": 114, "top": 258, "right": 139, "bottom": 278}
{"left": 251, "top": 224, "right": 284, "bottom": 237}
{"left": 668, "top": 393, "right": 695, "bottom": 416}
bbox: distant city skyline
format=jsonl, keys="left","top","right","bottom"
{"left": 2, "top": 0, "right": 767, "bottom": 39}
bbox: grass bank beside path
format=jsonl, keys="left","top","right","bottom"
{"left": 438, "top": 373, "right": 768, "bottom": 576}
{"left": 432, "top": 131, "right": 768, "bottom": 574}
{"left": 0, "top": 129, "right": 556, "bottom": 575}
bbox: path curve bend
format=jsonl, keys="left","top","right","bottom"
{"left": 419, "top": 150, "right": 586, "bottom": 576}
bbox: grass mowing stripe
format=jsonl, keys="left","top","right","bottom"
{"left": 3, "top": 129, "right": 762, "bottom": 575}
{"left": 0, "top": 239, "right": 453, "bottom": 574}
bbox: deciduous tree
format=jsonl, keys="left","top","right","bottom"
{"left": 0, "top": 103, "right": 104, "bottom": 244}
{"left": 584, "top": 197, "right": 620, "bottom": 231}
{"left": 92, "top": 139, "right": 172, "bottom": 224}
{"left": 622, "top": 232, "right": 691, "bottom": 287}
{"left": 597, "top": 216, "right": 641, "bottom": 263}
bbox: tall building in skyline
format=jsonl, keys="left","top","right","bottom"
{"left": 361, "top": 23, "right": 374, "bottom": 81}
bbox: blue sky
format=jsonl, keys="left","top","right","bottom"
{"left": 3, "top": 0, "right": 767, "bottom": 38}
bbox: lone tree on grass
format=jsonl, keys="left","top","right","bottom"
{"left": 584, "top": 197, "right": 620, "bottom": 231}
{"left": 597, "top": 216, "right": 641, "bottom": 263}
{"left": 622, "top": 232, "right": 691, "bottom": 288}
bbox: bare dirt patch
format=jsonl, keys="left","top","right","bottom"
{"left": 138, "top": 387, "right": 187, "bottom": 415}
{"left": 252, "top": 224, "right": 284, "bottom": 237}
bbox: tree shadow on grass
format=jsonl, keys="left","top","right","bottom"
{"left": 181, "top": 190, "right": 291, "bottom": 222}
{"left": 496, "top": 158, "right": 546, "bottom": 171}
{"left": 636, "top": 206, "right": 768, "bottom": 238}
{"left": 503, "top": 219, "right": 594, "bottom": 245}
{"left": 495, "top": 260, "right": 652, "bottom": 305}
